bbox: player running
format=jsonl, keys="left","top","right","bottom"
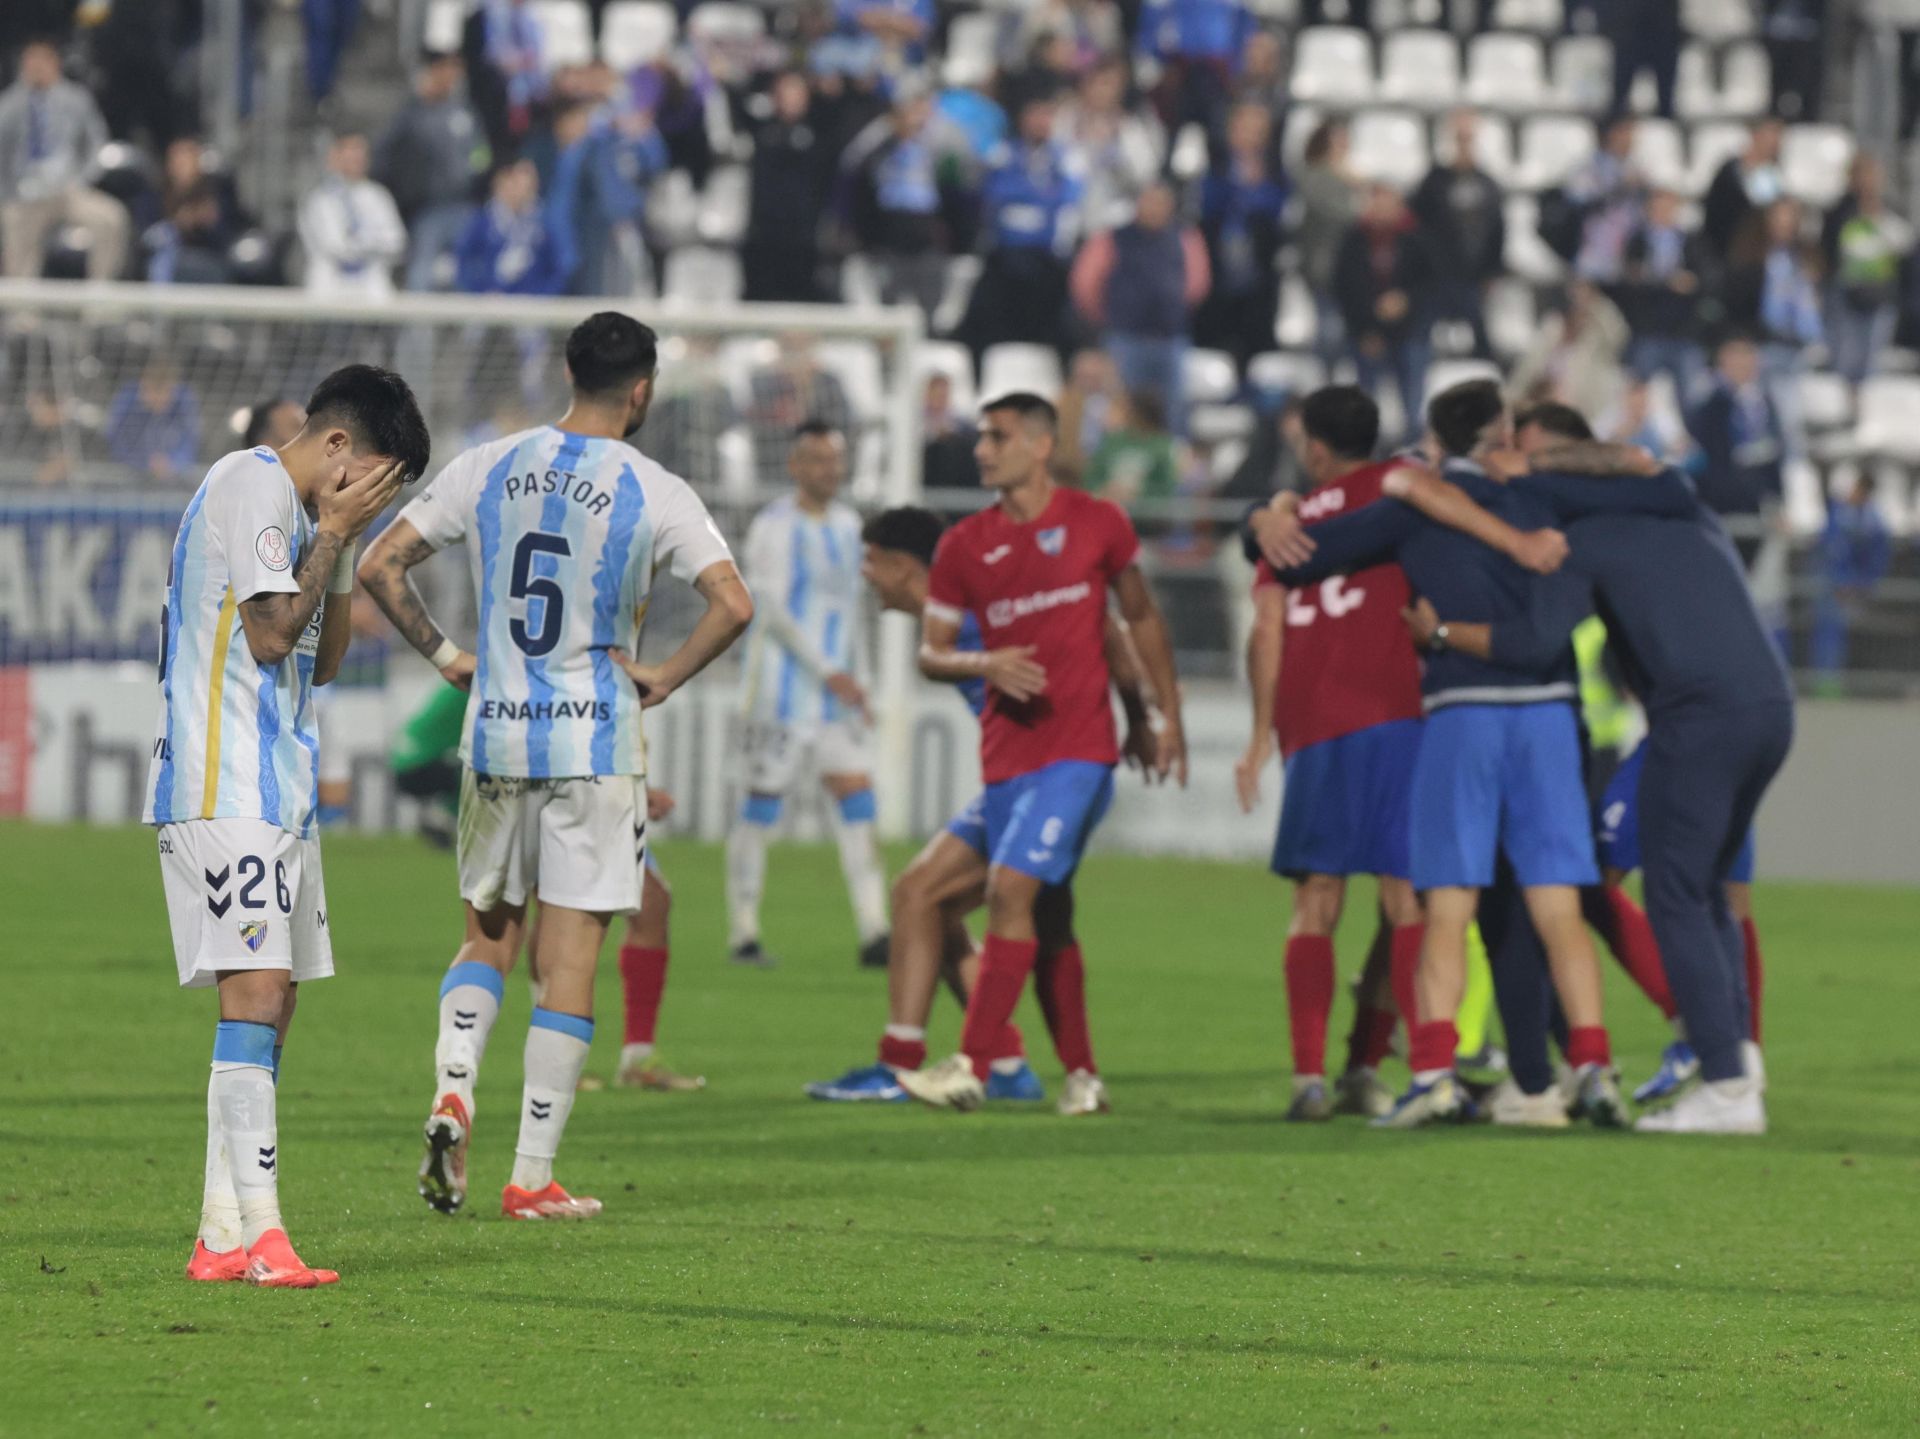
{"left": 725, "top": 421, "right": 888, "bottom": 970}
{"left": 1233, "top": 387, "right": 1425, "bottom": 1122}
{"left": 148, "top": 365, "right": 427, "bottom": 1286}
{"left": 897, "top": 392, "right": 1187, "bottom": 1116}
{"left": 358, "top": 313, "right": 752, "bottom": 1218}
{"left": 804, "top": 507, "right": 1158, "bottom": 1106}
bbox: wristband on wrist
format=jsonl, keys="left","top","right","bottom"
{"left": 1429, "top": 623, "right": 1451, "bottom": 654}
{"left": 328, "top": 545, "right": 357, "bottom": 594}
{"left": 429, "top": 637, "right": 460, "bottom": 670}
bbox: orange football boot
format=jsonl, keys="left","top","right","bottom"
{"left": 243, "top": 1228, "right": 340, "bottom": 1288}
{"left": 184, "top": 1239, "right": 248, "bottom": 1282}
{"left": 419, "top": 1092, "right": 471, "bottom": 1215}
{"left": 500, "top": 1181, "right": 603, "bottom": 1220}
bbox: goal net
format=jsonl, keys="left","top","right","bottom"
{"left": 0, "top": 280, "right": 938, "bottom": 839}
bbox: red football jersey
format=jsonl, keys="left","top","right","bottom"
{"left": 928, "top": 486, "right": 1139, "bottom": 784}
{"left": 1254, "top": 462, "right": 1424, "bottom": 758}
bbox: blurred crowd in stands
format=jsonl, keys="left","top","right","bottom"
{"left": 3, "top": 0, "right": 1918, "bottom": 680}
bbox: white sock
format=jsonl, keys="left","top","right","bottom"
{"left": 990, "top": 1056, "right": 1026, "bottom": 1076}
{"left": 211, "top": 1020, "right": 283, "bottom": 1249}
{"left": 510, "top": 1009, "right": 592, "bottom": 1191}
{"left": 827, "top": 794, "right": 888, "bottom": 942}
{"left": 619, "top": 1041, "right": 654, "bottom": 1068}
{"left": 883, "top": 1023, "right": 925, "bottom": 1044}
{"left": 199, "top": 1073, "right": 242, "bottom": 1252}
{"left": 1413, "top": 1067, "right": 1451, "bottom": 1084}
{"left": 435, "top": 960, "right": 504, "bottom": 1116}
{"left": 726, "top": 816, "right": 773, "bottom": 947}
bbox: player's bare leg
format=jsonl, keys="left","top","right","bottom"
{"left": 1376, "top": 886, "right": 1476, "bottom": 1128}
{"left": 824, "top": 771, "right": 890, "bottom": 968}
{"left": 885, "top": 832, "right": 986, "bottom": 1069}
{"left": 201, "top": 968, "right": 336, "bottom": 1287}
{"left": 1282, "top": 874, "right": 1346, "bottom": 1120}
{"left": 898, "top": 864, "right": 1049, "bottom": 1112}
{"left": 419, "top": 902, "right": 523, "bottom": 1215}
{"left": 607, "top": 866, "right": 702, "bottom": 1091}
{"left": 501, "top": 903, "right": 613, "bottom": 1219}
{"left": 1526, "top": 885, "right": 1628, "bottom": 1126}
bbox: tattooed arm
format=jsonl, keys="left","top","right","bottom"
{"left": 239, "top": 459, "right": 403, "bottom": 668}
{"left": 357, "top": 516, "right": 477, "bottom": 690}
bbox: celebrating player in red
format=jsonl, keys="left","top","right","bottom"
{"left": 1236, "top": 386, "right": 1427, "bottom": 1121}
{"left": 897, "top": 392, "right": 1186, "bottom": 1115}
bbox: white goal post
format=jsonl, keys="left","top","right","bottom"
{"left": 0, "top": 280, "right": 931, "bottom": 837}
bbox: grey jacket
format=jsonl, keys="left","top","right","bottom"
{"left": 1296, "top": 164, "right": 1359, "bottom": 291}
{"left": 0, "top": 80, "right": 108, "bottom": 202}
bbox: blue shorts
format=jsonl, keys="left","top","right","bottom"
{"left": 1597, "top": 741, "right": 1756, "bottom": 883}
{"left": 945, "top": 792, "right": 988, "bottom": 857}
{"left": 1271, "top": 718, "right": 1420, "bottom": 881}
{"left": 1409, "top": 702, "right": 1599, "bottom": 891}
{"left": 983, "top": 760, "right": 1114, "bottom": 886}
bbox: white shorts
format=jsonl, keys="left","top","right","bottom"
{"left": 740, "top": 717, "right": 874, "bottom": 795}
{"left": 158, "top": 819, "right": 334, "bottom": 989}
{"left": 457, "top": 769, "right": 646, "bottom": 914}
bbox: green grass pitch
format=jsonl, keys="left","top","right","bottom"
{"left": 2, "top": 822, "right": 1916, "bottom": 1436}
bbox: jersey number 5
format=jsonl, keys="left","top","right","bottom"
{"left": 1286, "top": 576, "right": 1366, "bottom": 627}
{"left": 509, "top": 532, "right": 573, "bottom": 657}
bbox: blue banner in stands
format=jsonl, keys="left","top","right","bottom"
{"left": 0, "top": 498, "right": 187, "bottom": 665}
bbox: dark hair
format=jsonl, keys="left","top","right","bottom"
{"left": 1125, "top": 387, "right": 1167, "bottom": 433}
{"left": 565, "top": 311, "right": 658, "bottom": 399}
{"left": 305, "top": 364, "right": 431, "bottom": 482}
{"left": 1304, "top": 118, "right": 1346, "bottom": 166}
{"left": 1427, "top": 379, "right": 1506, "bottom": 458}
{"left": 861, "top": 506, "right": 945, "bottom": 567}
{"left": 792, "top": 418, "right": 843, "bottom": 444}
{"left": 980, "top": 391, "right": 1058, "bottom": 433}
{"left": 1513, "top": 401, "right": 1593, "bottom": 442}
{"left": 242, "top": 396, "right": 294, "bottom": 449}
{"left": 1300, "top": 385, "right": 1380, "bottom": 461}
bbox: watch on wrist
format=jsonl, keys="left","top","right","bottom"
{"left": 1429, "top": 622, "right": 1451, "bottom": 654}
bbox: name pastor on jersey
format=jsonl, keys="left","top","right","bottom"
{"left": 501, "top": 467, "right": 616, "bottom": 516}
{"left": 985, "top": 581, "right": 1092, "bottom": 630}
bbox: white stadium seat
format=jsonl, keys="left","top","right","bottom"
{"left": 1551, "top": 35, "right": 1614, "bottom": 113}
{"left": 1781, "top": 457, "right": 1826, "bottom": 536}
{"left": 1631, "top": 119, "right": 1688, "bottom": 191}
{"left": 1491, "top": 0, "right": 1563, "bottom": 33}
{"left": 660, "top": 246, "right": 741, "bottom": 305}
{"left": 600, "top": 0, "right": 677, "bottom": 69}
{"left": 1276, "top": 274, "right": 1317, "bottom": 350}
{"left": 1290, "top": 27, "right": 1375, "bottom": 107}
{"left": 918, "top": 340, "right": 978, "bottom": 415}
{"left": 1349, "top": 109, "right": 1429, "bottom": 190}
{"left": 980, "top": 343, "right": 1063, "bottom": 403}
{"left": 943, "top": 13, "right": 997, "bottom": 88}
{"left": 1430, "top": 112, "right": 1517, "bottom": 187}
{"left": 1485, "top": 277, "right": 1537, "bottom": 358}
{"left": 1190, "top": 403, "right": 1255, "bottom": 444}
{"left": 1464, "top": 33, "right": 1547, "bottom": 112}
{"left": 695, "top": 165, "right": 749, "bottom": 246}
{"left": 1280, "top": 104, "right": 1324, "bottom": 171}
{"left": 1718, "top": 43, "right": 1773, "bottom": 119}
{"left": 1378, "top": 30, "right": 1461, "bottom": 110}
{"left": 1503, "top": 194, "right": 1567, "bottom": 283}
{"left": 1797, "top": 370, "right": 1854, "bottom": 437}
{"left": 1514, "top": 114, "right": 1596, "bottom": 191}
{"left": 1856, "top": 376, "right": 1920, "bottom": 463}
{"left": 685, "top": 3, "right": 764, "bottom": 45}
{"left": 647, "top": 169, "right": 698, "bottom": 249}
{"left": 1682, "top": 0, "right": 1756, "bottom": 42}
{"left": 531, "top": 0, "right": 593, "bottom": 69}
{"left": 1247, "top": 351, "right": 1328, "bottom": 397}
{"left": 1672, "top": 43, "right": 1717, "bottom": 120}
{"left": 1781, "top": 124, "right": 1855, "bottom": 208}
{"left": 815, "top": 340, "right": 886, "bottom": 421}
{"left": 423, "top": 0, "right": 468, "bottom": 53}
{"left": 1686, "top": 121, "right": 1750, "bottom": 197}
{"left": 1423, "top": 357, "right": 1503, "bottom": 403}
{"left": 1184, "top": 348, "right": 1240, "bottom": 407}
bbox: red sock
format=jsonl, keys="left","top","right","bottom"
{"left": 982, "top": 1022, "right": 1026, "bottom": 1064}
{"left": 1036, "top": 943, "right": 1097, "bottom": 1074}
{"left": 1567, "top": 1025, "right": 1612, "bottom": 1069}
{"left": 617, "top": 945, "right": 669, "bottom": 1047}
{"left": 1282, "top": 935, "right": 1336, "bottom": 1078}
{"left": 1601, "top": 887, "right": 1676, "bottom": 1019}
{"left": 1741, "top": 918, "right": 1764, "bottom": 1044}
{"left": 878, "top": 1031, "right": 926, "bottom": 1070}
{"left": 1389, "top": 925, "right": 1424, "bottom": 1028}
{"left": 959, "top": 936, "right": 1038, "bottom": 1080}
{"left": 1408, "top": 1019, "right": 1458, "bottom": 1075}
{"left": 1359, "top": 1006, "right": 1398, "bottom": 1069}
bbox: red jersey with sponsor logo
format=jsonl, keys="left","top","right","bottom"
{"left": 928, "top": 485, "right": 1139, "bottom": 784}
{"left": 1254, "top": 462, "right": 1424, "bottom": 758}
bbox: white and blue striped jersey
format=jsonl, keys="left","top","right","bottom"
{"left": 738, "top": 496, "right": 867, "bottom": 727}
{"left": 400, "top": 425, "right": 734, "bottom": 778}
{"left": 144, "top": 448, "right": 327, "bottom": 838}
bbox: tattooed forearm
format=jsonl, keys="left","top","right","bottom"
{"left": 357, "top": 532, "right": 449, "bottom": 661}
{"left": 239, "top": 531, "right": 343, "bottom": 665}
{"left": 1535, "top": 441, "right": 1659, "bottom": 478}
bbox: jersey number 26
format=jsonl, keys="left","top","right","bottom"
{"left": 1286, "top": 576, "right": 1366, "bottom": 627}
